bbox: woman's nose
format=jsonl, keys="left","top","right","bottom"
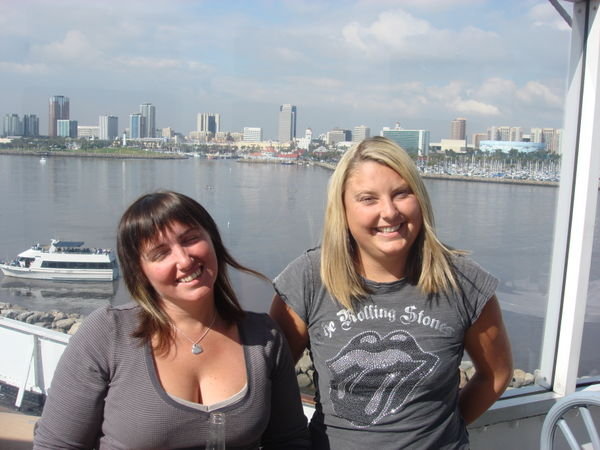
{"left": 381, "top": 198, "right": 399, "bottom": 220}
{"left": 174, "top": 246, "right": 192, "bottom": 269}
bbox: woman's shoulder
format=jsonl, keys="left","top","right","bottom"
{"left": 77, "top": 302, "right": 140, "bottom": 337}
{"left": 449, "top": 252, "right": 491, "bottom": 276}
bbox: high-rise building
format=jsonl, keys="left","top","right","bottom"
{"left": 129, "top": 113, "right": 145, "bottom": 139}
{"left": 99, "top": 115, "right": 119, "bottom": 140}
{"left": 3, "top": 114, "right": 22, "bottom": 136}
{"left": 23, "top": 114, "right": 39, "bottom": 137}
{"left": 278, "top": 104, "right": 297, "bottom": 143}
{"left": 57, "top": 119, "right": 78, "bottom": 138}
{"left": 381, "top": 126, "right": 430, "bottom": 155}
{"left": 139, "top": 103, "right": 156, "bottom": 138}
{"left": 472, "top": 133, "right": 488, "bottom": 149}
{"left": 450, "top": 118, "right": 466, "bottom": 140}
{"left": 48, "top": 95, "right": 70, "bottom": 137}
{"left": 497, "top": 126, "right": 511, "bottom": 141}
{"left": 243, "top": 127, "right": 263, "bottom": 142}
{"left": 509, "top": 127, "right": 523, "bottom": 142}
{"left": 352, "top": 125, "right": 371, "bottom": 143}
{"left": 197, "top": 113, "right": 221, "bottom": 134}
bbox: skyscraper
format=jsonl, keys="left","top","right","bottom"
{"left": 450, "top": 118, "right": 466, "bottom": 140}
{"left": 197, "top": 113, "right": 221, "bottom": 134}
{"left": 3, "top": 114, "right": 22, "bottom": 136}
{"left": 57, "top": 119, "right": 78, "bottom": 138}
{"left": 129, "top": 113, "right": 144, "bottom": 139}
{"left": 139, "top": 103, "right": 156, "bottom": 138}
{"left": 278, "top": 104, "right": 297, "bottom": 143}
{"left": 48, "top": 95, "right": 70, "bottom": 137}
{"left": 23, "top": 114, "right": 39, "bottom": 137}
{"left": 99, "top": 115, "right": 119, "bottom": 140}
{"left": 352, "top": 125, "right": 371, "bottom": 143}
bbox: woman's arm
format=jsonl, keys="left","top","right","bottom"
{"left": 269, "top": 294, "right": 309, "bottom": 363}
{"left": 33, "top": 312, "right": 110, "bottom": 449}
{"left": 260, "top": 317, "right": 311, "bottom": 449}
{"left": 459, "top": 295, "right": 513, "bottom": 425}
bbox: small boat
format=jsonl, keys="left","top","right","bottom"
{"left": 39, "top": 156, "right": 47, "bottom": 163}
{"left": 0, "top": 239, "right": 119, "bottom": 281}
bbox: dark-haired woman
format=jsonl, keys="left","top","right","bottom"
{"left": 34, "top": 191, "right": 309, "bottom": 449}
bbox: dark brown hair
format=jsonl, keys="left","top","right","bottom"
{"left": 117, "top": 190, "right": 266, "bottom": 353}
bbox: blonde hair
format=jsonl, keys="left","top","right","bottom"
{"left": 321, "top": 136, "right": 463, "bottom": 309}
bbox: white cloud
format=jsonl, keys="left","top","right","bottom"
{"left": 529, "top": 3, "right": 571, "bottom": 31}
{"left": 0, "top": 61, "right": 49, "bottom": 75}
{"left": 516, "top": 81, "right": 563, "bottom": 107}
{"left": 341, "top": 9, "right": 499, "bottom": 61}
{"left": 454, "top": 99, "right": 501, "bottom": 116}
{"left": 30, "top": 30, "right": 100, "bottom": 63}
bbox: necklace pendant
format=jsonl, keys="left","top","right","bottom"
{"left": 192, "top": 343, "right": 203, "bottom": 355}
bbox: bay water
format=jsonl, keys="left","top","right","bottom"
{"left": 1, "top": 154, "right": 598, "bottom": 376}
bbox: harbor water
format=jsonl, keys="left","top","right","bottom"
{"left": 0, "top": 154, "right": 598, "bottom": 376}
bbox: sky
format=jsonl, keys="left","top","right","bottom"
{"left": 0, "top": 0, "right": 572, "bottom": 141}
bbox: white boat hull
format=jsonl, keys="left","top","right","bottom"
{"left": 0, "top": 264, "right": 117, "bottom": 281}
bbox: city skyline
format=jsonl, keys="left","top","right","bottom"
{"left": 0, "top": 1, "right": 570, "bottom": 141}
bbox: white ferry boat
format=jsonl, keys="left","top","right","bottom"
{"left": 0, "top": 240, "right": 118, "bottom": 281}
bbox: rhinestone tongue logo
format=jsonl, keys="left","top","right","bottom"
{"left": 326, "top": 330, "right": 439, "bottom": 426}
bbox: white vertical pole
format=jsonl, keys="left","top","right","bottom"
{"left": 553, "top": 0, "right": 600, "bottom": 396}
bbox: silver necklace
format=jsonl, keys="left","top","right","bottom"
{"left": 173, "top": 311, "right": 218, "bottom": 355}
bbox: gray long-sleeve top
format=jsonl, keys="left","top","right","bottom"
{"left": 33, "top": 303, "right": 309, "bottom": 449}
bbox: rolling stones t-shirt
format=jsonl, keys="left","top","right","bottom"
{"left": 273, "top": 247, "right": 498, "bottom": 450}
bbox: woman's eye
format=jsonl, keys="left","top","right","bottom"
{"left": 148, "top": 249, "right": 168, "bottom": 261}
{"left": 359, "top": 196, "right": 375, "bottom": 203}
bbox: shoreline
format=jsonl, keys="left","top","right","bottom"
{"left": 1, "top": 150, "right": 560, "bottom": 186}
{"left": 0, "top": 149, "right": 187, "bottom": 160}
{"left": 312, "top": 161, "right": 559, "bottom": 187}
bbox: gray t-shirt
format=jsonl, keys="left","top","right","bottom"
{"left": 33, "top": 303, "right": 309, "bottom": 449}
{"left": 273, "top": 247, "right": 498, "bottom": 450}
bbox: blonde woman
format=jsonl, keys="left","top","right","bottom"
{"left": 270, "top": 137, "right": 512, "bottom": 449}
{"left": 34, "top": 191, "right": 309, "bottom": 449}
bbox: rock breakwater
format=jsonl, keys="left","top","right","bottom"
{"left": 0, "top": 302, "right": 84, "bottom": 334}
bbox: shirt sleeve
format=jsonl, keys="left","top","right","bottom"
{"left": 260, "top": 316, "right": 311, "bottom": 449}
{"left": 272, "top": 249, "right": 316, "bottom": 324}
{"left": 33, "top": 307, "right": 114, "bottom": 449}
{"left": 452, "top": 255, "right": 499, "bottom": 327}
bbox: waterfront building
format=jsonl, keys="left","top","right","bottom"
{"left": 162, "top": 127, "right": 175, "bottom": 138}
{"left": 129, "top": 113, "right": 144, "bottom": 139}
{"left": 488, "top": 126, "right": 499, "bottom": 140}
{"left": 278, "top": 104, "right": 296, "bottom": 143}
{"left": 543, "top": 128, "right": 559, "bottom": 153}
{"left": 381, "top": 126, "right": 430, "bottom": 156}
{"left": 3, "top": 113, "right": 22, "bottom": 137}
{"left": 77, "top": 126, "right": 100, "bottom": 139}
{"left": 139, "top": 103, "right": 156, "bottom": 138}
{"left": 57, "top": 119, "right": 78, "bottom": 138}
{"left": 450, "top": 118, "right": 466, "bottom": 140}
{"left": 472, "top": 132, "right": 488, "bottom": 150}
{"left": 23, "top": 114, "right": 39, "bottom": 137}
{"left": 326, "top": 128, "right": 348, "bottom": 146}
{"left": 243, "top": 127, "right": 263, "bottom": 142}
{"left": 352, "top": 125, "right": 371, "bottom": 143}
{"left": 510, "top": 126, "right": 523, "bottom": 142}
{"left": 297, "top": 128, "right": 313, "bottom": 150}
{"left": 197, "top": 113, "right": 220, "bottom": 135}
{"left": 438, "top": 138, "right": 468, "bottom": 153}
{"left": 48, "top": 95, "right": 69, "bottom": 137}
{"left": 99, "top": 115, "right": 118, "bottom": 140}
{"left": 479, "top": 140, "right": 546, "bottom": 154}
{"left": 531, "top": 127, "right": 544, "bottom": 143}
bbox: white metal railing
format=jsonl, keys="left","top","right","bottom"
{"left": 0, "top": 317, "right": 69, "bottom": 408}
